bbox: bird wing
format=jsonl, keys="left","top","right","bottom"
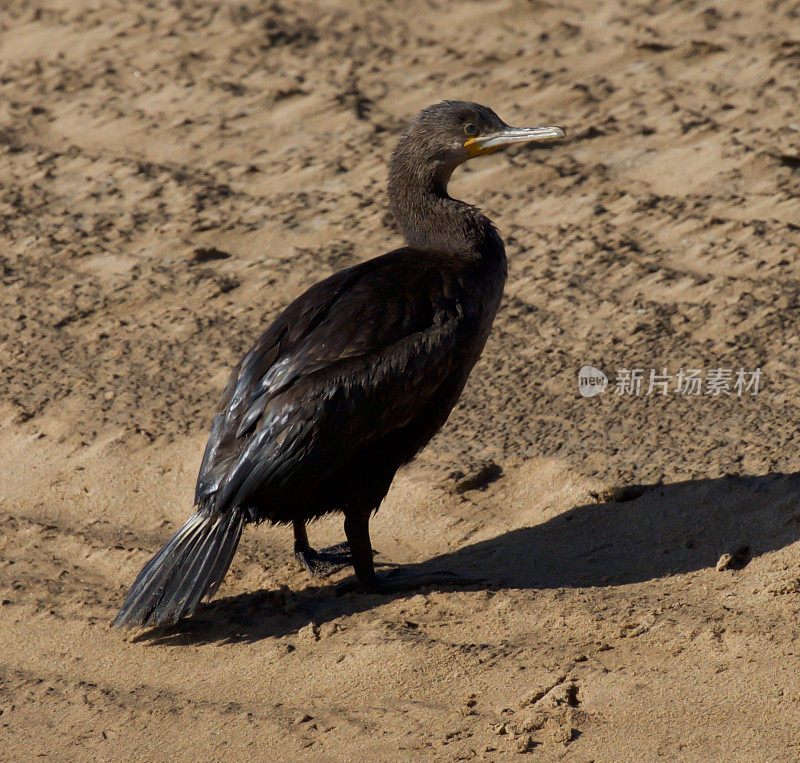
{"left": 194, "top": 249, "right": 475, "bottom": 514}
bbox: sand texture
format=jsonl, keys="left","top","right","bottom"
{"left": 2, "top": 0, "right": 800, "bottom": 759}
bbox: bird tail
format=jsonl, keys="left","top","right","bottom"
{"left": 111, "top": 508, "right": 245, "bottom": 629}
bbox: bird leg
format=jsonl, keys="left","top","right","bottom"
{"left": 338, "top": 511, "right": 476, "bottom": 594}
{"left": 293, "top": 519, "right": 353, "bottom": 577}
{"left": 342, "top": 512, "right": 381, "bottom": 590}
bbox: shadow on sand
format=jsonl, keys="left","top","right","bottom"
{"left": 134, "top": 470, "right": 800, "bottom": 646}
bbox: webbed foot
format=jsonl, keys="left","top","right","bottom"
{"left": 295, "top": 542, "right": 353, "bottom": 577}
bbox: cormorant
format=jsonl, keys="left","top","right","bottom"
{"left": 112, "top": 101, "right": 565, "bottom": 628}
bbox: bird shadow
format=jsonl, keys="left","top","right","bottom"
{"left": 133, "top": 470, "right": 800, "bottom": 646}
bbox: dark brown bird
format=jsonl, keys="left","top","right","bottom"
{"left": 112, "top": 101, "right": 565, "bottom": 628}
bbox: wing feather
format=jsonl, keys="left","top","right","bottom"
{"left": 195, "top": 249, "right": 471, "bottom": 513}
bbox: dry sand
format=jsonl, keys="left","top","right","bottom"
{"left": 2, "top": 0, "right": 800, "bottom": 759}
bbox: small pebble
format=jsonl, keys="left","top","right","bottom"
{"left": 716, "top": 553, "right": 734, "bottom": 571}
{"left": 298, "top": 621, "right": 320, "bottom": 641}
{"left": 716, "top": 546, "right": 750, "bottom": 571}
{"left": 516, "top": 734, "right": 535, "bottom": 753}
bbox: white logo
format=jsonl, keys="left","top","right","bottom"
{"left": 578, "top": 366, "right": 608, "bottom": 397}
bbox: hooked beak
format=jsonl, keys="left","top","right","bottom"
{"left": 464, "top": 125, "right": 566, "bottom": 157}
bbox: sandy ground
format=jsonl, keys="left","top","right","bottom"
{"left": 2, "top": 0, "right": 800, "bottom": 759}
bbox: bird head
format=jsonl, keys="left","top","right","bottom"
{"left": 398, "top": 101, "right": 566, "bottom": 174}
{"left": 387, "top": 101, "right": 567, "bottom": 251}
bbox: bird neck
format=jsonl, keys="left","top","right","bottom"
{"left": 387, "top": 153, "right": 501, "bottom": 258}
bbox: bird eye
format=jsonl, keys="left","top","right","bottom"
{"left": 464, "top": 123, "right": 479, "bottom": 136}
